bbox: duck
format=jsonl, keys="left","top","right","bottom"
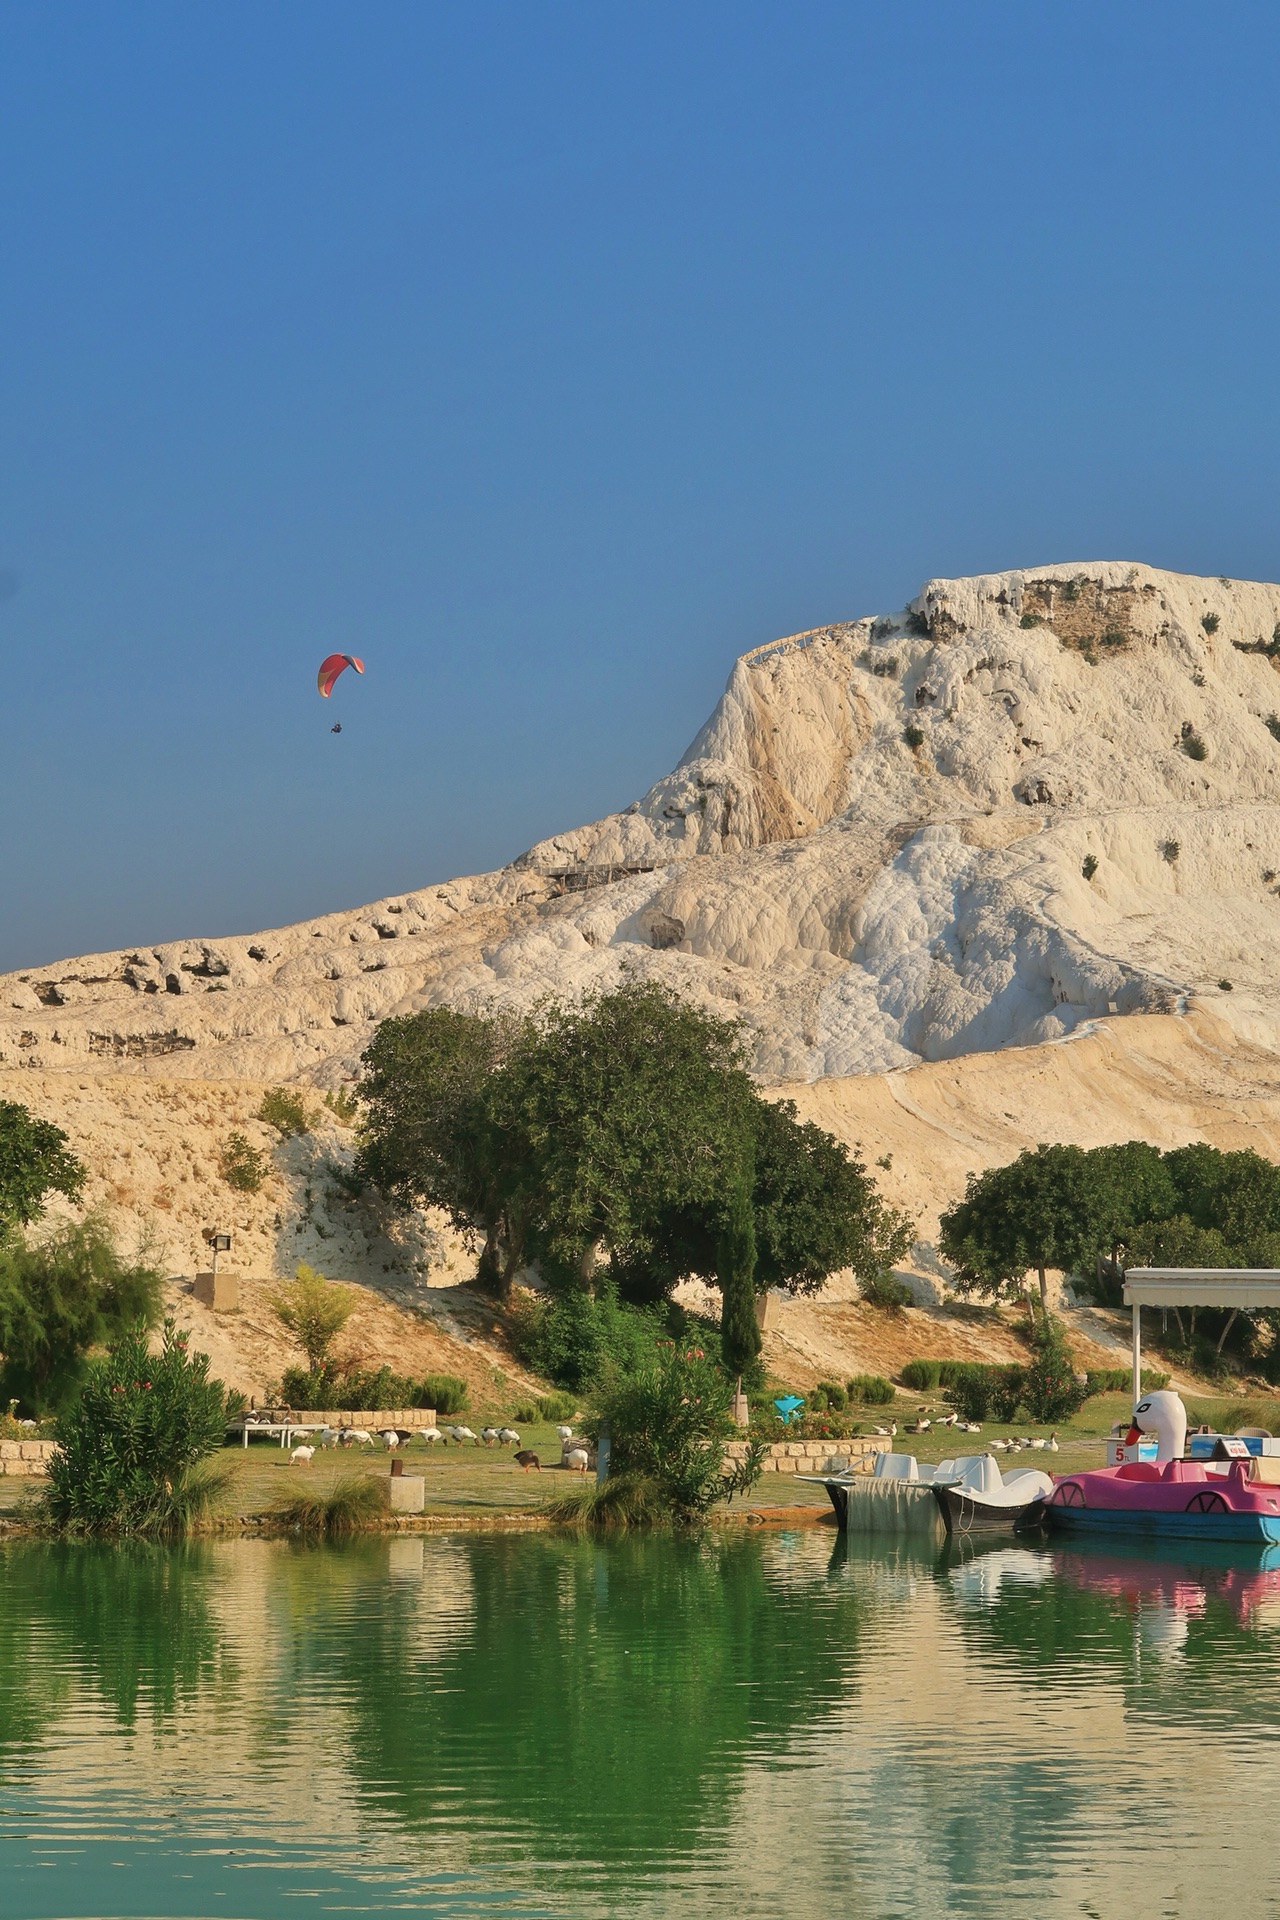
{"left": 870, "top": 1422, "right": 898, "bottom": 1438}
{"left": 480, "top": 1426, "right": 501, "bottom": 1446}
{"left": 1046, "top": 1432, "right": 1060, "bottom": 1452}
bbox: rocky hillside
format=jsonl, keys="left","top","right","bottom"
{"left": 9, "top": 560, "right": 1280, "bottom": 1088}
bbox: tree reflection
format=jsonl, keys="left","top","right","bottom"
{"left": 312, "top": 1530, "right": 868, "bottom": 1872}
{"left": 0, "top": 1540, "right": 226, "bottom": 1745}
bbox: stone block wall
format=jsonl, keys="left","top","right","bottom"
{"left": 0, "top": 1439, "right": 60, "bottom": 1477}
{"left": 724, "top": 1438, "right": 885, "bottom": 1477}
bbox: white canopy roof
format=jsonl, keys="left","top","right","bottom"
{"left": 1123, "top": 1268, "right": 1280, "bottom": 1309}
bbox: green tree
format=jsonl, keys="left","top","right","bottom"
{"left": 940, "top": 1143, "right": 1114, "bottom": 1308}
{"left": 1163, "top": 1143, "right": 1280, "bottom": 1248}
{"left": 0, "top": 1217, "right": 163, "bottom": 1414}
{"left": 751, "top": 1099, "right": 914, "bottom": 1295}
{"left": 44, "top": 1320, "right": 229, "bottom": 1534}
{"left": 0, "top": 1101, "right": 85, "bottom": 1233}
{"left": 268, "top": 1262, "right": 357, "bottom": 1370}
{"left": 355, "top": 1004, "right": 526, "bottom": 1291}
{"left": 494, "top": 980, "right": 757, "bottom": 1290}
{"left": 357, "top": 980, "right": 910, "bottom": 1314}
{"left": 1021, "top": 1312, "right": 1088, "bottom": 1422}
{"left": 1092, "top": 1140, "right": 1177, "bottom": 1253}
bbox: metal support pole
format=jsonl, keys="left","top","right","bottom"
{"left": 1131, "top": 1301, "right": 1142, "bottom": 1408}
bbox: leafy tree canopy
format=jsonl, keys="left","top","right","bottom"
{"left": 0, "top": 1101, "right": 86, "bottom": 1235}
{"left": 268, "top": 1262, "right": 357, "bottom": 1371}
{"left": 939, "top": 1137, "right": 1280, "bottom": 1364}
{"left": 0, "top": 1216, "right": 163, "bottom": 1414}
{"left": 356, "top": 982, "right": 911, "bottom": 1344}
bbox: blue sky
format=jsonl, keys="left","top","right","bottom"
{"left": 3, "top": 3, "right": 1280, "bottom": 969}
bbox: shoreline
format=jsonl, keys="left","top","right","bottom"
{"left": 0, "top": 1501, "right": 836, "bottom": 1542}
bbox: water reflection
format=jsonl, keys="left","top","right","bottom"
{"left": 4, "top": 1529, "right": 1280, "bottom": 1918}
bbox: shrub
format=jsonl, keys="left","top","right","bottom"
{"left": 276, "top": 1359, "right": 463, "bottom": 1413}
{"left": 944, "top": 1362, "right": 1026, "bottom": 1425}
{"left": 588, "top": 1348, "right": 765, "bottom": 1523}
{"left": 1161, "top": 840, "right": 1180, "bottom": 864}
{"left": 1219, "top": 979, "right": 1234, "bottom": 992}
{"left": 1267, "top": 716, "right": 1280, "bottom": 744}
{"left": 811, "top": 1381, "right": 850, "bottom": 1411}
{"left": 1085, "top": 1367, "right": 1170, "bottom": 1395}
{"left": 901, "top": 1358, "right": 942, "bottom": 1391}
{"left": 1082, "top": 854, "right": 1099, "bottom": 880}
{"left": 0, "top": 1216, "right": 163, "bottom": 1414}
{"left": 44, "top": 1321, "right": 230, "bottom": 1535}
{"left": 534, "top": 1390, "right": 577, "bottom": 1422}
{"left": 1022, "top": 1313, "right": 1088, "bottom": 1423}
{"left": 322, "top": 1086, "right": 360, "bottom": 1125}
{"left": 419, "top": 1372, "right": 469, "bottom": 1415}
{"left": 859, "top": 1268, "right": 913, "bottom": 1310}
{"left": 847, "top": 1373, "right": 895, "bottom": 1405}
{"left": 871, "top": 656, "right": 900, "bottom": 678}
{"left": 1019, "top": 613, "right": 1041, "bottom": 628}
{"left": 1182, "top": 732, "right": 1207, "bottom": 761}
{"left": 220, "top": 1132, "right": 266, "bottom": 1193}
{"left": 509, "top": 1286, "right": 666, "bottom": 1392}
{"left": 258, "top": 1088, "right": 314, "bottom": 1136}
{"left": 903, "top": 723, "right": 925, "bottom": 751}
{"left": 1099, "top": 628, "right": 1126, "bottom": 648}
{"left": 269, "top": 1264, "right": 357, "bottom": 1370}
{"left": 1201, "top": 612, "right": 1220, "bottom": 634}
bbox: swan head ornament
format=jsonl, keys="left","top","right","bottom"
{"left": 1127, "top": 1390, "right": 1188, "bottom": 1463}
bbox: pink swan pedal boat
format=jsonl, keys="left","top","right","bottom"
{"left": 1036, "top": 1390, "right": 1280, "bottom": 1545}
{"left": 1038, "top": 1455, "right": 1280, "bottom": 1545}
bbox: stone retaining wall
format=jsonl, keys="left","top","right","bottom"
{"left": 724, "top": 1438, "right": 886, "bottom": 1476}
{"left": 0, "top": 1440, "right": 59, "bottom": 1477}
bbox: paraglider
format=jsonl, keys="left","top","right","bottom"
{"left": 317, "top": 653, "right": 364, "bottom": 699}
{"left": 330, "top": 722, "right": 342, "bottom": 734}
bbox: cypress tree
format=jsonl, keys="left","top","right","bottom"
{"left": 719, "top": 1171, "right": 761, "bottom": 1380}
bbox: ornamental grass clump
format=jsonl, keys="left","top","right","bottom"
{"left": 271, "top": 1473, "right": 388, "bottom": 1537}
{"left": 44, "top": 1321, "right": 230, "bottom": 1536}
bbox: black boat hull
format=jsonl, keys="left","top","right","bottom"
{"left": 933, "top": 1484, "right": 1047, "bottom": 1535}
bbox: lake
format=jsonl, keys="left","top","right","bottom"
{"left": 3, "top": 1526, "right": 1280, "bottom": 1919}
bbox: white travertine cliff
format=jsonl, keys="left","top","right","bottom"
{"left": 8, "top": 560, "right": 1280, "bottom": 1086}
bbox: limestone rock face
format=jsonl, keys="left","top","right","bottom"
{"left": 8, "top": 559, "right": 1280, "bottom": 1085}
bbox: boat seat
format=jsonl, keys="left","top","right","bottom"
{"left": 1249, "top": 1455, "right": 1280, "bottom": 1485}
{"left": 1116, "top": 1462, "right": 1162, "bottom": 1480}
{"left": 873, "top": 1452, "right": 920, "bottom": 1482}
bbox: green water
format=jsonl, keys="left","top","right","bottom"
{"left": 3, "top": 1531, "right": 1280, "bottom": 1920}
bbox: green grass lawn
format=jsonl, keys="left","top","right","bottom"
{"left": 7, "top": 1393, "right": 1279, "bottom": 1524}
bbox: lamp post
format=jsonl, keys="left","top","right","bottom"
{"left": 202, "top": 1228, "right": 231, "bottom": 1279}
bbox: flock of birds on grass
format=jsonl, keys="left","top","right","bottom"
{"left": 864, "top": 1410, "right": 1060, "bottom": 1454}
{"left": 289, "top": 1421, "right": 591, "bottom": 1472}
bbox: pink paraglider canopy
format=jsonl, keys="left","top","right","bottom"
{"left": 317, "top": 653, "right": 364, "bottom": 698}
